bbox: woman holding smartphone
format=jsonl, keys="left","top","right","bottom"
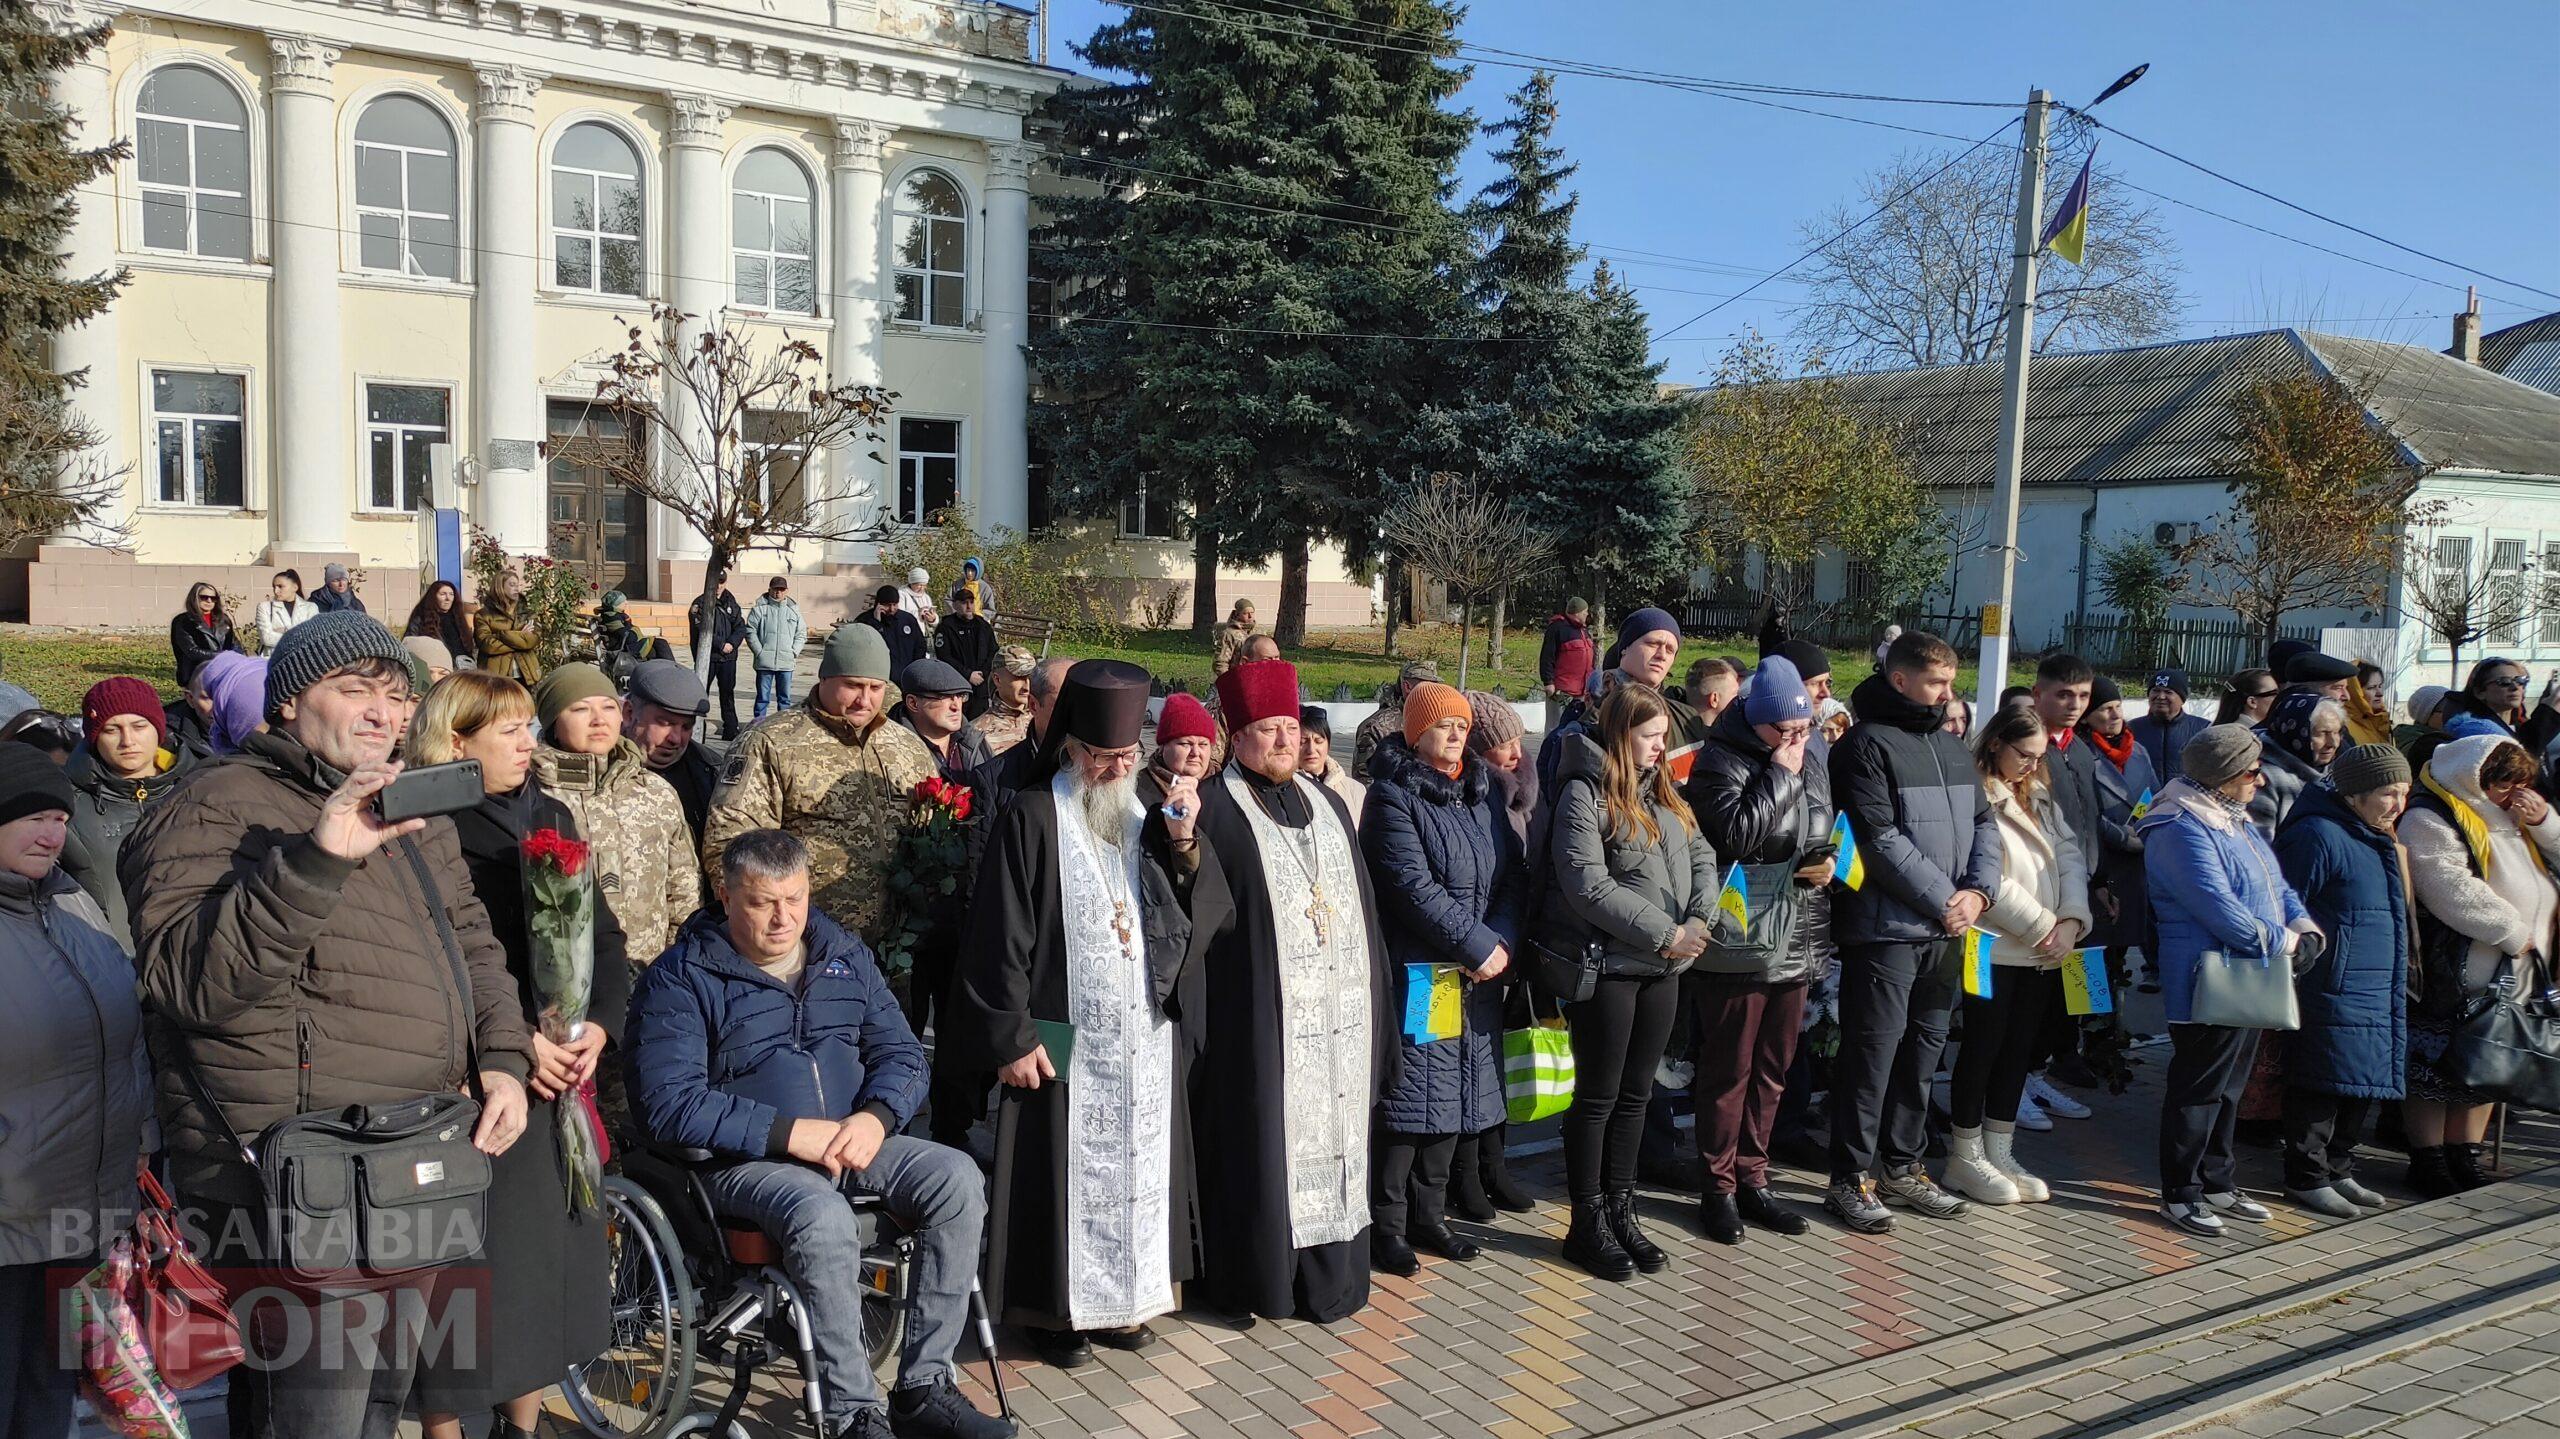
{"left": 1539, "top": 683, "right": 1719, "bottom": 1280}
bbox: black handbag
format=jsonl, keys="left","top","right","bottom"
{"left": 168, "top": 837, "right": 495, "bottom": 1286}
{"left": 2446, "top": 956, "right": 2560, "bottom": 1113}
{"left": 1530, "top": 935, "right": 1602, "bottom": 1005}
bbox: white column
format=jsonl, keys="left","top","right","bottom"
{"left": 660, "top": 92, "right": 731, "bottom": 565}
{"left": 826, "top": 118, "right": 889, "bottom": 562}
{"left": 40, "top": 0, "right": 124, "bottom": 545}
{"left": 976, "top": 139, "right": 1034, "bottom": 537}
{"left": 471, "top": 64, "right": 546, "bottom": 555}
{"left": 267, "top": 35, "right": 345, "bottom": 553}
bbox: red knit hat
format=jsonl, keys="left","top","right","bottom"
{"left": 1156, "top": 692, "right": 1216, "bottom": 746}
{"left": 82, "top": 676, "right": 166, "bottom": 745}
{"left": 1215, "top": 659, "right": 1301, "bottom": 729}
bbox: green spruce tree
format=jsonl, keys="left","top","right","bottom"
{"left": 1562, "top": 261, "right": 1689, "bottom": 620}
{"left": 0, "top": 4, "right": 127, "bottom": 544}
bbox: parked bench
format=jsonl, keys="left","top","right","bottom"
{"left": 992, "top": 612, "right": 1058, "bottom": 659}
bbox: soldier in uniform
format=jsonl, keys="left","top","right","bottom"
{"left": 1211, "top": 599, "right": 1258, "bottom": 677}
{"left": 1351, "top": 659, "right": 1439, "bottom": 781}
{"left": 703, "top": 625, "right": 939, "bottom": 945}
{"left": 532, "top": 662, "right": 702, "bottom": 966}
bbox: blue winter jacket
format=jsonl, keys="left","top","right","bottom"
{"left": 1362, "top": 737, "right": 1521, "bottom": 1135}
{"left": 625, "top": 909, "right": 928, "bottom": 1161}
{"left": 2273, "top": 782, "right": 2409, "bottom": 1098}
{"left": 2137, "top": 778, "right": 2311, "bottom": 1025}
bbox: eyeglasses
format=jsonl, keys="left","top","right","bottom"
{"left": 2246, "top": 688, "right": 2279, "bottom": 701}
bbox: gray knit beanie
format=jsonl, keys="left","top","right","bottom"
{"left": 2331, "top": 743, "right": 2412, "bottom": 797}
{"left": 1464, "top": 690, "right": 1524, "bottom": 750}
{"left": 819, "top": 623, "right": 892, "bottom": 682}
{"left": 2182, "top": 722, "right": 2264, "bottom": 788}
{"left": 265, "top": 611, "right": 410, "bottom": 718}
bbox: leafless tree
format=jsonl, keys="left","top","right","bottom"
{"left": 592, "top": 305, "right": 895, "bottom": 673}
{"left": 1791, "top": 137, "right": 2184, "bottom": 370}
{"left": 0, "top": 382, "right": 132, "bottom": 554}
{"left": 2399, "top": 516, "right": 2540, "bottom": 684}
{"left": 1382, "top": 473, "right": 1556, "bottom": 689}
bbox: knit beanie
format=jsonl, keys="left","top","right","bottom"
{"left": 1744, "top": 655, "right": 1813, "bottom": 727}
{"left": 207, "top": 658, "right": 269, "bottom": 755}
{"left": 0, "top": 742, "right": 77, "bottom": 828}
{"left": 819, "top": 624, "right": 892, "bottom": 681}
{"left": 2148, "top": 667, "right": 2191, "bottom": 701}
{"left": 873, "top": 584, "right": 902, "bottom": 606}
{"left": 534, "top": 662, "right": 619, "bottom": 728}
{"left": 2090, "top": 674, "right": 2123, "bottom": 710}
{"left": 2330, "top": 743, "right": 2411, "bottom": 797}
{"left": 265, "top": 611, "right": 409, "bottom": 719}
{"left": 2182, "top": 723, "right": 2263, "bottom": 787}
{"left": 401, "top": 635, "right": 454, "bottom": 674}
{"left": 1401, "top": 682, "right": 1473, "bottom": 746}
{"left": 399, "top": 648, "right": 433, "bottom": 699}
{"left": 1464, "top": 690, "right": 1524, "bottom": 750}
{"left": 1777, "top": 639, "right": 1831, "bottom": 682}
{"left": 2408, "top": 684, "right": 2451, "bottom": 726}
{"left": 82, "top": 677, "right": 166, "bottom": 745}
{"left": 1155, "top": 693, "right": 1216, "bottom": 746}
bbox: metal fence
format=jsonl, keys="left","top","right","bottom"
{"left": 1679, "top": 597, "right": 1979, "bottom": 654}
{"left": 2058, "top": 612, "right": 2320, "bottom": 681}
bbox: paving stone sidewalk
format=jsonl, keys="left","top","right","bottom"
{"left": 682, "top": 1042, "right": 2560, "bottom": 1439}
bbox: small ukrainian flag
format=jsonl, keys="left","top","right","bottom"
{"left": 2130, "top": 786, "right": 2155, "bottom": 822}
{"left": 1961, "top": 927, "right": 1997, "bottom": 999}
{"left": 1831, "top": 812, "right": 1865, "bottom": 891}
{"left": 1718, "top": 862, "right": 1750, "bottom": 931}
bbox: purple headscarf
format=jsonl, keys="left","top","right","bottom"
{"left": 205, "top": 655, "right": 269, "bottom": 754}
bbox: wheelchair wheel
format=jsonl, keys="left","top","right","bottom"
{"left": 566, "top": 1176, "right": 699, "bottom": 1439}
{"left": 861, "top": 1244, "right": 908, "bottom": 1376}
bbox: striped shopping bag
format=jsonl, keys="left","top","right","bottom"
{"left": 1503, "top": 993, "right": 1575, "bottom": 1124}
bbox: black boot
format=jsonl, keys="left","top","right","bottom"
{"left": 1562, "top": 1198, "right": 1636, "bottom": 1281}
{"left": 1699, "top": 1191, "right": 1745, "bottom": 1246}
{"left": 1737, "top": 1185, "right": 1810, "bottom": 1236}
{"left": 1370, "top": 1228, "right": 1419, "bottom": 1277}
{"left": 489, "top": 1410, "right": 542, "bottom": 1439}
{"left": 1446, "top": 1135, "right": 1498, "bottom": 1223}
{"left": 2405, "top": 1146, "right": 2460, "bottom": 1199}
{"left": 1604, "top": 1189, "right": 1669, "bottom": 1274}
{"left": 2448, "top": 1142, "right": 2496, "bottom": 1191}
{"left": 1480, "top": 1124, "right": 1536, "bottom": 1213}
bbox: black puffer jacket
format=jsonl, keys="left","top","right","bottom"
{"left": 1829, "top": 673, "right": 2002, "bottom": 947}
{"left": 1685, "top": 701, "right": 1832, "bottom": 984}
{"left": 64, "top": 743, "right": 195, "bottom": 944}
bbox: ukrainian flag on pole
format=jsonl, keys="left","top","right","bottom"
{"left": 1831, "top": 812, "right": 1865, "bottom": 891}
{"left": 1718, "top": 862, "right": 1750, "bottom": 931}
{"left": 1961, "top": 927, "right": 1997, "bottom": 999}
{"left": 2039, "top": 145, "right": 2096, "bottom": 267}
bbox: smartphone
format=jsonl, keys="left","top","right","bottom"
{"left": 376, "top": 760, "right": 485, "bottom": 823}
{"left": 1801, "top": 841, "right": 1840, "bottom": 867}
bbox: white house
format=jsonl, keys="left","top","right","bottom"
{"left": 1728, "top": 325, "right": 2560, "bottom": 698}
{"left": 19, "top": 0, "right": 1374, "bottom": 628}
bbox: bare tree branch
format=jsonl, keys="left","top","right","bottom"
{"left": 1382, "top": 473, "right": 1556, "bottom": 688}
{"left": 2399, "top": 514, "right": 2538, "bottom": 684}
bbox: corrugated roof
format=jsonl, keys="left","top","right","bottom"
{"left": 2477, "top": 311, "right": 2560, "bottom": 398}
{"left": 1746, "top": 327, "right": 2560, "bottom": 490}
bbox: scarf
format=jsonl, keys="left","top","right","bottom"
{"left": 2343, "top": 675, "right": 2396, "bottom": 747}
{"left": 2419, "top": 765, "right": 2550, "bottom": 884}
{"left": 2258, "top": 689, "right": 2330, "bottom": 768}
{"left": 2087, "top": 725, "right": 2136, "bottom": 772}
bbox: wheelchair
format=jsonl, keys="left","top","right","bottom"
{"left": 562, "top": 1145, "right": 1008, "bottom": 1439}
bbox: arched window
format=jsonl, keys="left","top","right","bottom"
{"left": 354, "top": 95, "right": 459, "bottom": 279}
{"left": 732, "top": 148, "right": 816, "bottom": 314}
{"left": 892, "top": 169, "right": 966, "bottom": 327}
{"left": 135, "top": 65, "right": 250, "bottom": 260}
{"left": 552, "top": 122, "right": 643, "bottom": 296}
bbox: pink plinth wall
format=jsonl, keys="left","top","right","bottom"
{"left": 9, "top": 545, "right": 429, "bottom": 629}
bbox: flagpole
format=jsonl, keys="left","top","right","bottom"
{"left": 1971, "top": 87, "right": 2052, "bottom": 727}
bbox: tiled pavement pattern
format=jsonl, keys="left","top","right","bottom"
{"left": 2174, "top": 1292, "right": 2560, "bottom": 1439}
{"left": 674, "top": 1045, "right": 2560, "bottom": 1439}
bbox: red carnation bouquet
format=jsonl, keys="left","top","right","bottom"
{"left": 877, "top": 776, "right": 975, "bottom": 980}
{"left": 524, "top": 827, "right": 603, "bottom": 1213}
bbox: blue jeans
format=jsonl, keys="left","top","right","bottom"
{"left": 755, "top": 668, "right": 792, "bottom": 718}
{"left": 701, "top": 1137, "right": 984, "bottom": 1422}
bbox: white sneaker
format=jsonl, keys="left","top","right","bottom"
{"left": 2024, "top": 1073, "right": 2091, "bottom": 1120}
{"left": 2159, "top": 1201, "right": 2225, "bottom": 1238}
{"left": 2013, "top": 1092, "right": 2055, "bottom": 1132}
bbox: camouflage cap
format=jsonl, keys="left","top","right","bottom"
{"left": 994, "top": 644, "right": 1038, "bottom": 678}
{"left": 1399, "top": 659, "right": 1441, "bottom": 686}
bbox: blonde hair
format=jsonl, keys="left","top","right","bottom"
{"left": 1595, "top": 683, "right": 1696, "bottom": 847}
{"left": 406, "top": 671, "right": 535, "bottom": 765}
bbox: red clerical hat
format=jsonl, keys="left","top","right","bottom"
{"left": 1215, "top": 659, "right": 1301, "bottom": 729}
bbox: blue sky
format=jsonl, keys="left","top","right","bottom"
{"left": 1038, "top": 1, "right": 2560, "bottom": 383}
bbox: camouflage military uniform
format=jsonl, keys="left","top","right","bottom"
{"left": 1211, "top": 619, "right": 1254, "bottom": 677}
{"left": 534, "top": 738, "right": 702, "bottom": 965}
{"left": 977, "top": 702, "right": 1032, "bottom": 756}
{"left": 1351, "top": 700, "right": 1403, "bottom": 781}
{"left": 702, "top": 703, "right": 937, "bottom": 943}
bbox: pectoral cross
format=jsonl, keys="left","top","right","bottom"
{"left": 1307, "top": 880, "right": 1332, "bottom": 945}
{"left": 1112, "top": 901, "right": 1135, "bottom": 958}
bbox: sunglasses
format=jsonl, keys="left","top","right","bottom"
{"left": 2485, "top": 675, "right": 2531, "bottom": 690}
{"left": 2246, "top": 688, "right": 2279, "bottom": 701}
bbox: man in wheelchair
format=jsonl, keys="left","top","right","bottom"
{"left": 627, "top": 828, "right": 1014, "bottom": 1439}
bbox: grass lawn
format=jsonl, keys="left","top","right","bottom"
{"left": 1, "top": 632, "right": 179, "bottom": 712}
{"left": 1049, "top": 621, "right": 2035, "bottom": 701}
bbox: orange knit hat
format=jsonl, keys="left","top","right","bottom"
{"left": 1401, "top": 681, "right": 1473, "bottom": 747}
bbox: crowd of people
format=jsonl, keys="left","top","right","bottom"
{"left": 7, "top": 579, "right": 2556, "bottom": 1439}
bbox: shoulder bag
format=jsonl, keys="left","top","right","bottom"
{"left": 2189, "top": 947, "right": 2302, "bottom": 1031}
{"left": 166, "top": 836, "right": 494, "bottom": 1288}
{"left": 2446, "top": 954, "right": 2560, "bottom": 1112}
{"left": 127, "top": 1162, "right": 244, "bottom": 1390}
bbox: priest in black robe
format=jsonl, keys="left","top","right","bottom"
{"left": 1189, "top": 658, "right": 1399, "bottom": 1326}
{"left": 952, "top": 660, "right": 1231, "bottom": 1370}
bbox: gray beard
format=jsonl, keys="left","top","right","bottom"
{"left": 1074, "top": 769, "right": 1140, "bottom": 848}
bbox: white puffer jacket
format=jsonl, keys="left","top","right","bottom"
{"left": 2403, "top": 732, "right": 2560, "bottom": 993}
{"left": 1978, "top": 775, "right": 2092, "bottom": 967}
